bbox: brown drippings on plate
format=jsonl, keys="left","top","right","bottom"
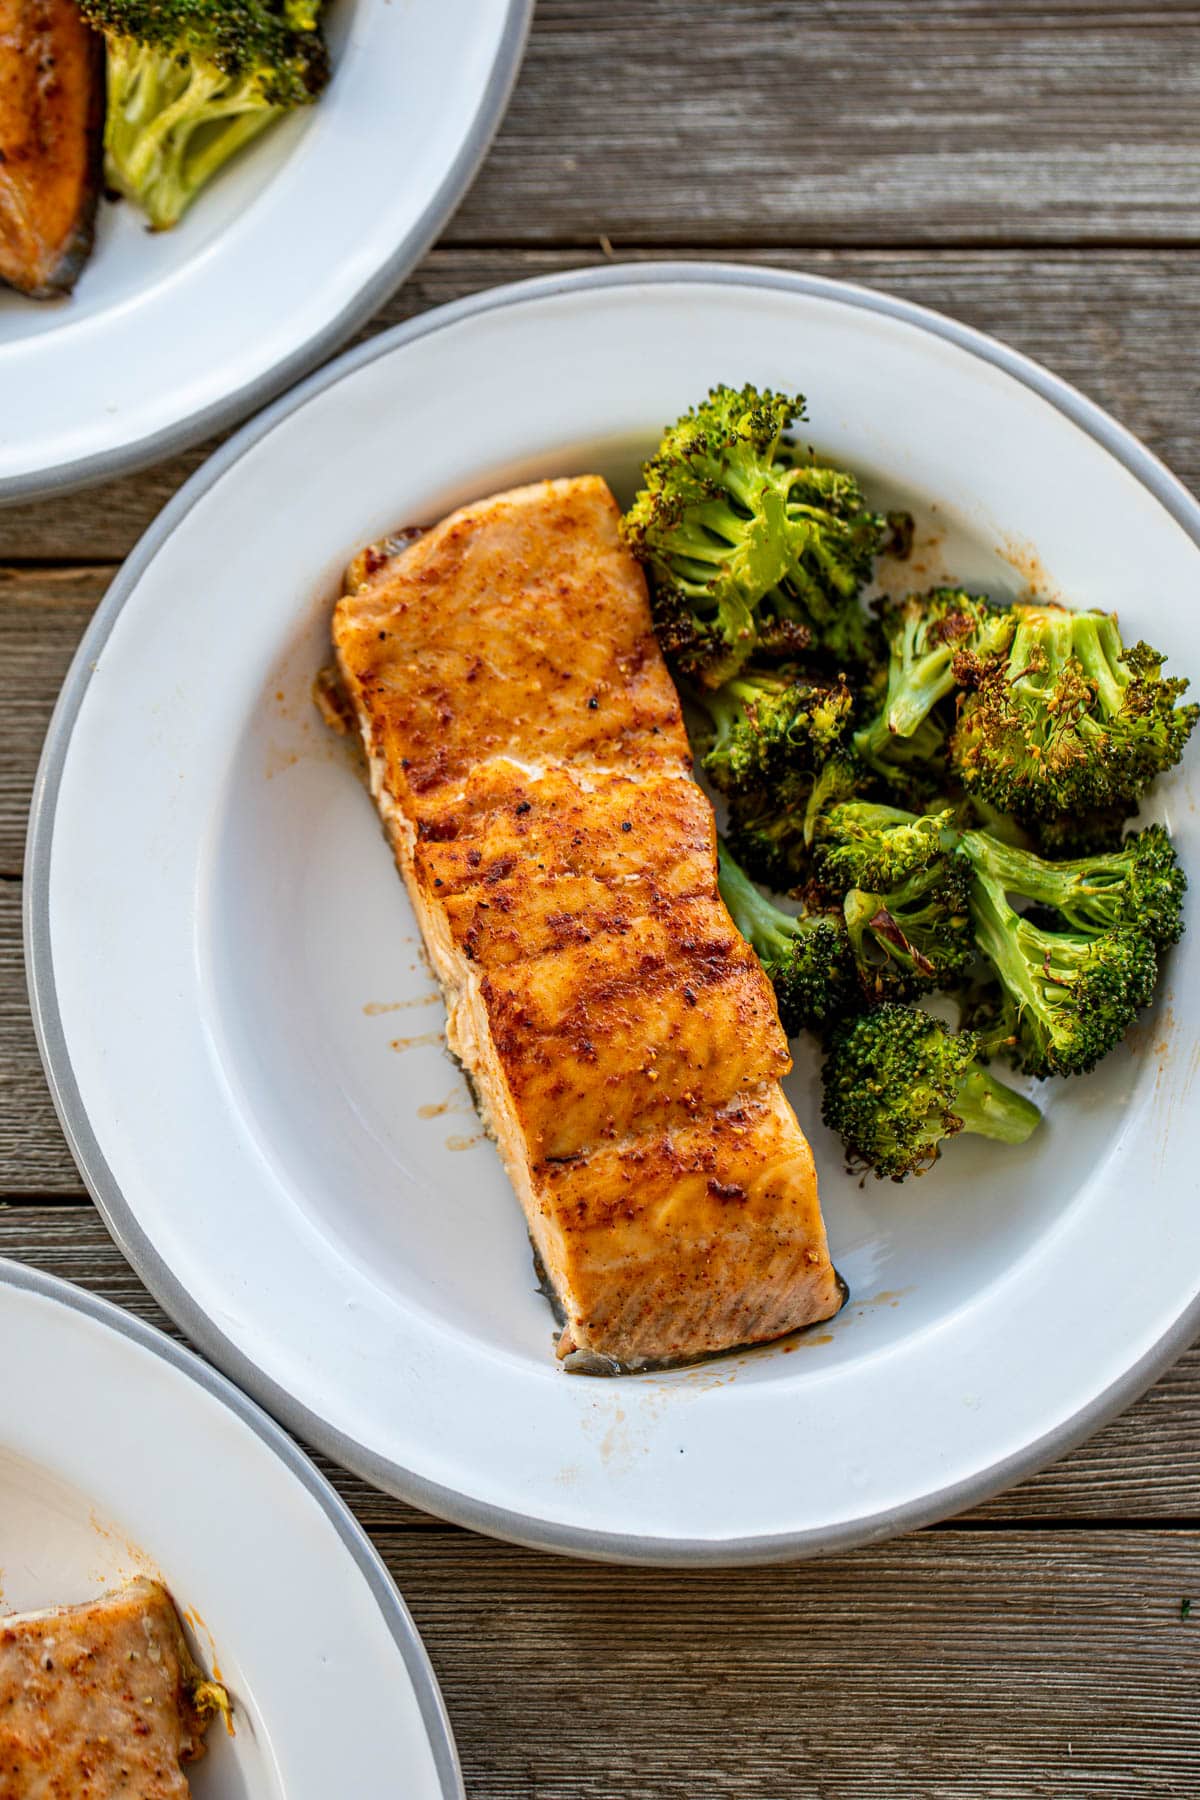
{"left": 363, "top": 992, "right": 440, "bottom": 1015}
{"left": 389, "top": 1031, "right": 443, "bottom": 1052}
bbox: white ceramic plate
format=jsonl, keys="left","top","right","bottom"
{"left": 0, "top": 1257, "right": 460, "bottom": 1795}
{"left": 0, "top": 0, "right": 531, "bottom": 502}
{"left": 27, "top": 264, "right": 1200, "bottom": 1565}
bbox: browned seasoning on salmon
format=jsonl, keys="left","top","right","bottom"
{"left": 0, "top": 0, "right": 103, "bottom": 298}
{"left": 0, "top": 1577, "right": 230, "bottom": 1798}
{"left": 332, "top": 475, "right": 845, "bottom": 1370}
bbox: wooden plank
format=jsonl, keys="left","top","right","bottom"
{"left": 381, "top": 1529, "right": 1200, "bottom": 1800}
{"left": 1, "top": 1206, "right": 1198, "bottom": 1523}
{"left": 3, "top": 246, "right": 1200, "bottom": 562}
{"left": 0, "top": 889, "right": 79, "bottom": 1191}
{"left": 0, "top": 568, "right": 108, "bottom": 877}
{"left": 455, "top": 0, "right": 1200, "bottom": 249}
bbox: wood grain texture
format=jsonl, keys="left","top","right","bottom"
{"left": 3, "top": 246, "right": 1200, "bottom": 561}
{"left": 454, "top": 1, "right": 1200, "bottom": 251}
{"left": 1, "top": 1206, "right": 1198, "bottom": 1525}
{"left": 0, "top": 888, "right": 81, "bottom": 1191}
{"left": 383, "top": 1529, "right": 1200, "bottom": 1800}
{"left": 0, "top": 567, "right": 107, "bottom": 875}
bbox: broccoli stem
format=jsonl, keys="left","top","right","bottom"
{"left": 964, "top": 865, "right": 1048, "bottom": 1022}
{"left": 952, "top": 1066, "right": 1042, "bottom": 1144}
{"left": 717, "top": 839, "right": 788, "bottom": 959}
{"left": 1068, "top": 612, "right": 1126, "bottom": 717}
{"left": 962, "top": 827, "right": 1137, "bottom": 940}
{"left": 132, "top": 65, "right": 222, "bottom": 186}
{"left": 854, "top": 706, "right": 946, "bottom": 772}
{"left": 958, "top": 828, "right": 1075, "bottom": 910}
{"left": 184, "top": 92, "right": 279, "bottom": 190}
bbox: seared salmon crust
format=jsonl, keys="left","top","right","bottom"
{"left": 0, "top": 1578, "right": 226, "bottom": 1797}
{"left": 333, "top": 475, "right": 845, "bottom": 1369}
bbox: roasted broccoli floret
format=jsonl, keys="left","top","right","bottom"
{"left": 688, "top": 666, "right": 853, "bottom": 793}
{"left": 724, "top": 751, "right": 881, "bottom": 889}
{"left": 852, "top": 589, "right": 1014, "bottom": 779}
{"left": 725, "top": 771, "right": 814, "bottom": 890}
{"left": 842, "top": 855, "right": 975, "bottom": 999}
{"left": 822, "top": 1003, "right": 1042, "bottom": 1181}
{"left": 952, "top": 604, "right": 1199, "bottom": 820}
{"left": 717, "top": 840, "right": 857, "bottom": 1033}
{"left": 621, "top": 385, "right": 884, "bottom": 686}
{"left": 812, "top": 800, "right": 959, "bottom": 893}
{"left": 957, "top": 823, "right": 1185, "bottom": 949}
{"left": 1030, "top": 802, "right": 1135, "bottom": 858}
{"left": 960, "top": 834, "right": 1159, "bottom": 1076}
{"left": 801, "top": 753, "right": 868, "bottom": 846}
{"left": 80, "top": 0, "right": 329, "bottom": 229}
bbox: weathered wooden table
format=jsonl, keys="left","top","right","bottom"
{"left": 4, "top": 5, "right": 1199, "bottom": 1792}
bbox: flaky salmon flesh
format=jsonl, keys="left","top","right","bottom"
{"left": 0, "top": 1578, "right": 229, "bottom": 1798}
{"left": 332, "top": 475, "right": 845, "bottom": 1369}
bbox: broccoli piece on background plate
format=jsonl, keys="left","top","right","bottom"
{"left": 951, "top": 604, "right": 1199, "bottom": 821}
{"left": 621, "top": 384, "right": 884, "bottom": 687}
{"left": 688, "top": 666, "right": 853, "bottom": 794}
{"left": 717, "top": 840, "right": 858, "bottom": 1034}
{"left": 852, "top": 588, "right": 1015, "bottom": 781}
{"left": 80, "top": 0, "right": 329, "bottom": 229}
{"left": 822, "top": 1002, "right": 1042, "bottom": 1181}
{"left": 959, "top": 831, "right": 1160, "bottom": 1077}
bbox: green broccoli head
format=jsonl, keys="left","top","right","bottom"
{"left": 951, "top": 605, "right": 1199, "bottom": 820}
{"left": 80, "top": 0, "right": 328, "bottom": 229}
{"left": 821, "top": 1002, "right": 1042, "bottom": 1181}
{"left": 958, "top": 822, "right": 1185, "bottom": 950}
{"left": 723, "top": 751, "right": 883, "bottom": 891}
{"left": 852, "top": 588, "right": 1015, "bottom": 781}
{"left": 724, "top": 769, "right": 814, "bottom": 890}
{"left": 842, "top": 855, "right": 976, "bottom": 1000}
{"left": 812, "top": 800, "right": 958, "bottom": 893}
{"left": 800, "top": 753, "right": 870, "bottom": 846}
{"left": 690, "top": 666, "right": 854, "bottom": 794}
{"left": 962, "top": 840, "right": 1160, "bottom": 1077}
{"left": 717, "top": 839, "right": 858, "bottom": 1033}
{"left": 1030, "top": 801, "right": 1135, "bottom": 858}
{"left": 621, "top": 384, "right": 884, "bottom": 686}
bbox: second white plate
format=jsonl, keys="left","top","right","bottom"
{"left": 0, "top": 1259, "right": 460, "bottom": 1796}
{"left": 27, "top": 264, "right": 1200, "bottom": 1563}
{"left": 0, "top": 0, "right": 531, "bottom": 500}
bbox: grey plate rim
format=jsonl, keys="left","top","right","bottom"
{"left": 24, "top": 258, "right": 1200, "bottom": 1565}
{"left": 0, "top": 0, "right": 533, "bottom": 506}
{"left": 0, "top": 1254, "right": 465, "bottom": 1798}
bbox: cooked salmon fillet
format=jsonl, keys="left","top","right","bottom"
{"left": 0, "top": 0, "right": 103, "bottom": 298}
{"left": 0, "top": 1578, "right": 228, "bottom": 1797}
{"left": 332, "top": 475, "right": 845, "bottom": 1369}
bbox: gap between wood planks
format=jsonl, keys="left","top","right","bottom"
{"left": 441, "top": 233, "right": 1200, "bottom": 254}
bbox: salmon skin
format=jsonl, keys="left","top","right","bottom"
{"left": 0, "top": 0, "right": 102, "bottom": 297}
{"left": 332, "top": 475, "right": 846, "bottom": 1371}
{"left": 0, "top": 1577, "right": 229, "bottom": 1797}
